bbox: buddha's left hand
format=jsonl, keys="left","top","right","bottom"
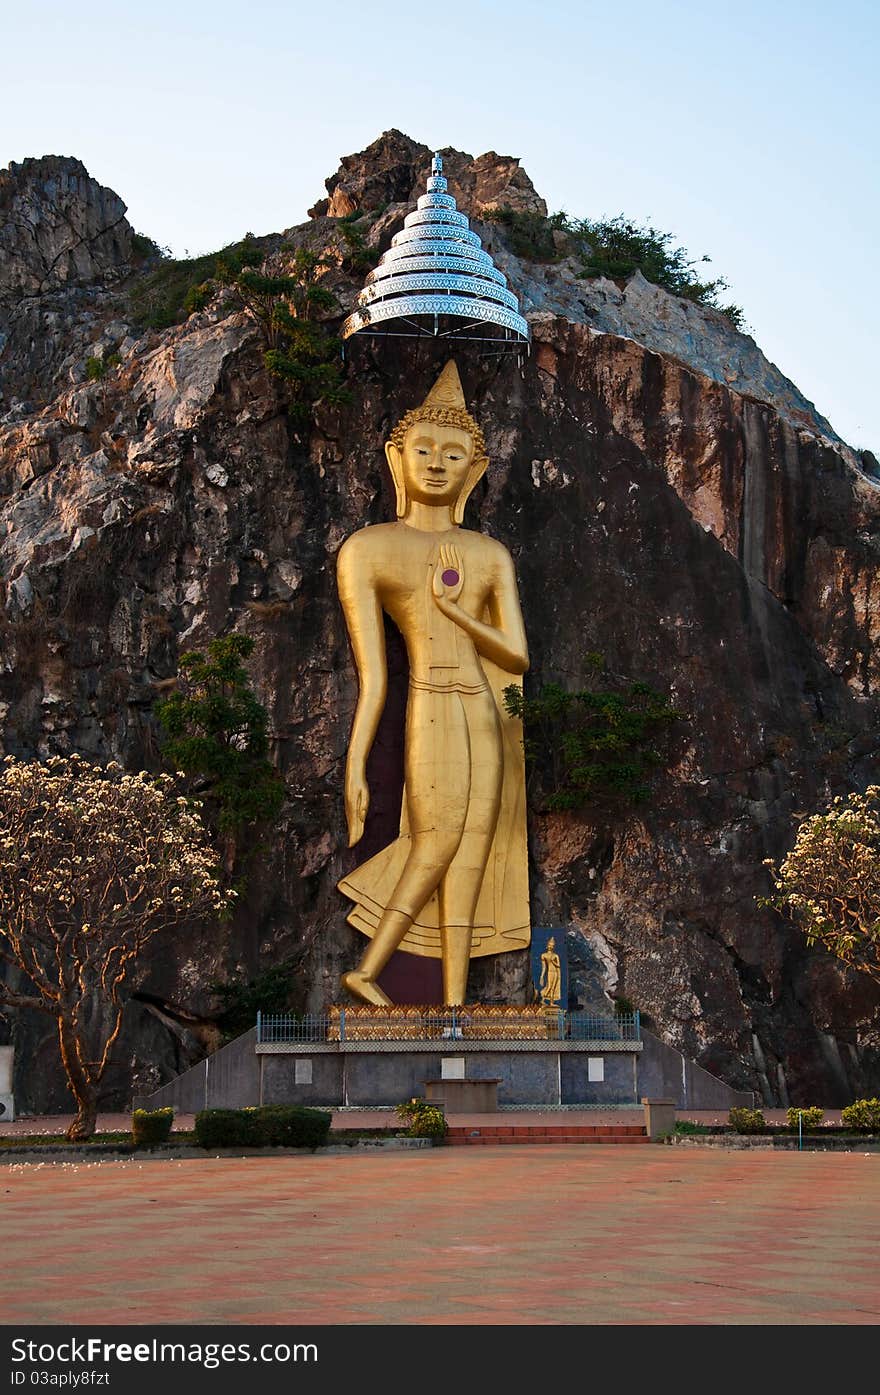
{"left": 432, "top": 544, "right": 465, "bottom": 605}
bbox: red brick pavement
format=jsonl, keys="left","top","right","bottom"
{"left": 0, "top": 1107, "right": 848, "bottom": 1136}
{"left": 3, "top": 1145, "right": 879, "bottom": 1324}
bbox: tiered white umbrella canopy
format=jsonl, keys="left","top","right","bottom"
{"left": 341, "top": 153, "right": 529, "bottom": 350}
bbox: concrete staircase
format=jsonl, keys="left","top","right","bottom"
{"left": 446, "top": 1123, "right": 650, "bottom": 1146}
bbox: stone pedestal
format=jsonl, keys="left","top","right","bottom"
{"left": 252, "top": 1039, "right": 641, "bottom": 1108}
{"left": 0, "top": 1045, "right": 14, "bottom": 1123}
{"left": 424, "top": 1078, "right": 500, "bottom": 1113}
{"left": 642, "top": 1097, "right": 675, "bottom": 1140}
{"left": 135, "top": 1013, "right": 649, "bottom": 1113}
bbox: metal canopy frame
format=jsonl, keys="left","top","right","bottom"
{"left": 341, "top": 152, "right": 530, "bottom": 357}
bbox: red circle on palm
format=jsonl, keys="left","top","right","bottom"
{"left": 441, "top": 569, "right": 460, "bottom": 586}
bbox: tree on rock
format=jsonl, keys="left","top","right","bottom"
{"left": 155, "top": 633, "right": 286, "bottom": 870}
{"left": 763, "top": 786, "right": 880, "bottom": 986}
{"left": 503, "top": 656, "right": 682, "bottom": 812}
{"left": 215, "top": 241, "right": 350, "bottom": 421}
{"left": 0, "top": 754, "right": 232, "bottom": 1139}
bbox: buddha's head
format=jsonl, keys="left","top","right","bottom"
{"left": 385, "top": 361, "right": 488, "bottom": 523}
{"left": 546, "top": 936, "right": 556, "bottom": 951}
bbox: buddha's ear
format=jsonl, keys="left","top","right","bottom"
{"left": 385, "top": 440, "right": 408, "bottom": 519}
{"left": 452, "top": 453, "right": 488, "bottom": 525}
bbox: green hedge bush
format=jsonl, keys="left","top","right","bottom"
{"left": 840, "top": 1098, "right": 880, "bottom": 1133}
{"left": 131, "top": 1107, "right": 174, "bottom": 1146}
{"left": 786, "top": 1106, "right": 825, "bottom": 1130}
{"left": 194, "top": 1108, "right": 256, "bottom": 1148}
{"left": 194, "top": 1105, "right": 331, "bottom": 1149}
{"left": 728, "top": 1107, "right": 766, "bottom": 1133}
{"left": 252, "top": 1105, "right": 332, "bottom": 1148}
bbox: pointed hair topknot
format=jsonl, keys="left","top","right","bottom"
{"left": 422, "top": 360, "right": 466, "bottom": 410}
{"left": 387, "top": 360, "right": 486, "bottom": 461}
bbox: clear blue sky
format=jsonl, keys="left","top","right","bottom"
{"left": 2, "top": 0, "right": 877, "bottom": 450}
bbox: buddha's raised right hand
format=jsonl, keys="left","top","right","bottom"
{"left": 431, "top": 543, "right": 465, "bottom": 604}
{"left": 344, "top": 765, "right": 370, "bottom": 846}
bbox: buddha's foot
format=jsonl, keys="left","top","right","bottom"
{"left": 341, "top": 971, "right": 393, "bottom": 1007}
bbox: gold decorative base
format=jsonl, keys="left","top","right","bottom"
{"left": 328, "top": 1003, "right": 553, "bottom": 1042}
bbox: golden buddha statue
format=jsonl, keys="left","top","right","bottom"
{"left": 336, "top": 361, "right": 531, "bottom": 1006}
{"left": 539, "top": 936, "right": 562, "bottom": 1008}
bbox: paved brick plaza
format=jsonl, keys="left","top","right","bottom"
{"left": 3, "top": 1146, "right": 880, "bottom": 1324}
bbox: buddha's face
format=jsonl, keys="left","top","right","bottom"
{"left": 400, "top": 421, "right": 475, "bottom": 507}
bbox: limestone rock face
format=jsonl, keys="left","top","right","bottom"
{"left": 510, "top": 272, "right": 844, "bottom": 445}
{"left": 0, "top": 156, "right": 133, "bottom": 295}
{"left": 1, "top": 142, "right": 879, "bottom": 1113}
{"left": 311, "top": 128, "right": 547, "bottom": 220}
{"left": 0, "top": 157, "right": 137, "bottom": 419}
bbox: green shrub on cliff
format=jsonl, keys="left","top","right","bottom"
{"left": 128, "top": 233, "right": 273, "bottom": 331}
{"left": 337, "top": 210, "right": 381, "bottom": 274}
{"left": 483, "top": 204, "right": 744, "bottom": 328}
{"left": 503, "top": 657, "right": 682, "bottom": 813}
{"left": 131, "top": 231, "right": 166, "bottom": 264}
{"left": 216, "top": 243, "right": 350, "bottom": 421}
{"left": 129, "top": 246, "right": 228, "bottom": 329}
{"left": 156, "top": 634, "right": 285, "bottom": 841}
{"left": 129, "top": 232, "right": 349, "bottom": 423}
{"left": 85, "top": 351, "right": 121, "bottom": 381}
{"left": 209, "top": 963, "right": 297, "bottom": 1042}
{"left": 574, "top": 215, "right": 744, "bottom": 326}
{"left": 482, "top": 204, "right": 564, "bottom": 262}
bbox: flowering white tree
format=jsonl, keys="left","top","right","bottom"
{"left": 763, "top": 786, "right": 880, "bottom": 987}
{"left": 0, "top": 754, "right": 233, "bottom": 1138}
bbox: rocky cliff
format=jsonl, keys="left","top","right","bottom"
{"left": 1, "top": 131, "right": 878, "bottom": 1111}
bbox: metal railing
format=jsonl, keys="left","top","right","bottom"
{"left": 257, "top": 1013, "right": 332, "bottom": 1043}
{"left": 568, "top": 1011, "right": 640, "bottom": 1041}
{"left": 256, "top": 1009, "right": 640, "bottom": 1044}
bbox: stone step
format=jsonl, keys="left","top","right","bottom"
{"left": 447, "top": 1134, "right": 651, "bottom": 1146}
{"left": 446, "top": 1124, "right": 650, "bottom": 1146}
{"left": 447, "top": 1124, "right": 647, "bottom": 1137}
